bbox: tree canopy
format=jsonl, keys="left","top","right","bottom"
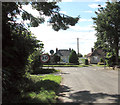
{"left": 69, "top": 50, "right": 79, "bottom": 64}
{"left": 93, "top": 2, "right": 120, "bottom": 65}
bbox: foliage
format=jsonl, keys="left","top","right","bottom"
{"left": 23, "top": 74, "right": 62, "bottom": 103}
{"left": 78, "top": 53, "right": 83, "bottom": 57}
{"left": 84, "top": 59, "right": 88, "bottom": 65}
{"left": 100, "top": 58, "right": 104, "bottom": 63}
{"left": 2, "top": 1, "right": 79, "bottom": 102}
{"left": 26, "top": 49, "right": 44, "bottom": 73}
{"left": 2, "top": 2, "right": 43, "bottom": 97}
{"left": 3, "top": 74, "right": 62, "bottom": 103}
{"left": 31, "top": 68, "right": 60, "bottom": 75}
{"left": 105, "top": 52, "right": 116, "bottom": 67}
{"left": 50, "top": 50, "right": 54, "bottom": 55}
{"left": 53, "top": 54, "right": 61, "bottom": 64}
{"left": 17, "top": 2, "right": 79, "bottom": 30}
{"left": 92, "top": 2, "right": 120, "bottom": 65}
{"left": 2, "top": 26, "right": 42, "bottom": 94}
{"left": 43, "top": 64, "right": 89, "bottom": 67}
{"left": 69, "top": 50, "right": 79, "bottom": 64}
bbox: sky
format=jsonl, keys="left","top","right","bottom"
{"left": 21, "top": 0, "right": 116, "bottom": 55}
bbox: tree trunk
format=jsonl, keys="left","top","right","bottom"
{"left": 115, "top": 40, "right": 119, "bottom": 65}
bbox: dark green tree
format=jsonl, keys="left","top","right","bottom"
{"left": 54, "top": 54, "right": 60, "bottom": 64}
{"left": 78, "top": 53, "right": 83, "bottom": 57}
{"left": 69, "top": 50, "right": 79, "bottom": 64}
{"left": 92, "top": 2, "right": 120, "bottom": 65}
{"left": 50, "top": 50, "right": 54, "bottom": 55}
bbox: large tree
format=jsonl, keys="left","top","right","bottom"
{"left": 93, "top": 2, "right": 120, "bottom": 65}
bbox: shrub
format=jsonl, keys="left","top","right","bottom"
{"left": 105, "top": 52, "right": 116, "bottom": 67}
{"left": 69, "top": 50, "right": 79, "bottom": 64}
{"left": 85, "top": 59, "right": 88, "bottom": 65}
{"left": 100, "top": 58, "right": 104, "bottom": 62}
{"left": 26, "top": 50, "right": 43, "bottom": 73}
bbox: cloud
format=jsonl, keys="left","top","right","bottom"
{"left": 88, "top": 3, "right": 106, "bottom": 9}
{"left": 88, "top": 3, "right": 100, "bottom": 8}
{"left": 83, "top": 11, "right": 93, "bottom": 13}
{"left": 61, "top": 0, "right": 73, "bottom": 2}
{"left": 22, "top": 4, "right": 40, "bottom": 17}
{"left": 94, "top": 0, "right": 101, "bottom": 1}
{"left": 70, "top": 24, "right": 94, "bottom": 32}
{"left": 30, "top": 23, "right": 97, "bottom": 55}
{"left": 79, "top": 18, "right": 93, "bottom": 22}
{"left": 59, "top": 11, "right": 67, "bottom": 14}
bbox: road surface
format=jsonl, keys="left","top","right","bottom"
{"left": 55, "top": 66, "right": 119, "bottom": 103}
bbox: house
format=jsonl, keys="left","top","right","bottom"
{"left": 55, "top": 48, "right": 72, "bottom": 63}
{"left": 86, "top": 48, "right": 105, "bottom": 64}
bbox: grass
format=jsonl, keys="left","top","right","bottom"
{"left": 43, "top": 64, "right": 90, "bottom": 67}
{"left": 91, "top": 64, "right": 106, "bottom": 67}
{"left": 21, "top": 74, "right": 62, "bottom": 103}
{"left": 31, "top": 68, "right": 60, "bottom": 74}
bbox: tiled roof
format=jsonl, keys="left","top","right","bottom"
{"left": 87, "top": 48, "right": 105, "bottom": 57}
{"left": 56, "top": 49, "right": 71, "bottom": 56}
{"left": 86, "top": 53, "right": 92, "bottom": 57}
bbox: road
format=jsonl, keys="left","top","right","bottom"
{"left": 54, "top": 66, "right": 119, "bottom": 103}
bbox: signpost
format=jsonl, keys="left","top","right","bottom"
{"left": 40, "top": 54, "right": 50, "bottom": 63}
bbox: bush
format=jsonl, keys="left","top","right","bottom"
{"left": 105, "top": 52, "right": 116, "bottom": 67}
{"left": 26, "top": 50, "right": 43, "bottom": 73}
{"left": 69, "top": 50, "right": 79, "bottom": 64}
{"left": 85, "top": 59, "right": 88, "bottom": 65}
{"left": 100, "top": 58, "right": 104, "bottom": 62}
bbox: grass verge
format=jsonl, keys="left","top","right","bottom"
{"left": 43, "top": 64, "right": 90, "bottom": 67}
{"left": 21, "top": 74, "right": 62, "bottom": 103}
{"left": 31, "top": 68, "right": 60, "bottom": 74}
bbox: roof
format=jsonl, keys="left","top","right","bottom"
{"left": 86, "top": 53, "right": 92, "bottom": 57}
{"left": 87, "top": 48, "right": 105, "bottom": 57}
{"left": 56, "top": 49, "right": 71, "bottom": 56}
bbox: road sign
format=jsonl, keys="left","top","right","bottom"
{"left": 40, "top": 54, "right": 50, "bottom": 63}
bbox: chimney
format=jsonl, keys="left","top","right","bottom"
{"left": 56, "top": 48, "right": 58, "bottom": 53}
{"left": 91, "top": 48, "right": 94, "bottom": 53}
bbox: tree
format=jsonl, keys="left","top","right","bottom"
{"left": 92, "top": 2, "right": 120, "bottom": 65}
{"left": 2, "top": 1, "right": 79, "bottom": 99}
{"left": 53, "top": 54, "right": 60, "bottom": 64}
{"left": 78, "top": 53, "right": 83, "bottom": 57}
{"left": 50, "top": 50, "right": 54, "bottom": 55}
{"left": 69, "top": 50, "right": 79, "bottom": 64}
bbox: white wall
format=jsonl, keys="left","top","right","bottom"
{"left": 111, "top": 0, "right": 117, "bottom": 2}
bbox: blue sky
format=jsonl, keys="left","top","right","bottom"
{"left": 21, "top": 1, "right": 114, "bottom": 55}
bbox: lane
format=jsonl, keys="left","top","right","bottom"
{"left": 55, "top": 67, "right": 119, "bottom": 103}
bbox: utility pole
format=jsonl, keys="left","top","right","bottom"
{"left": 77, "top": 38, "right": 79, "bottom": 55}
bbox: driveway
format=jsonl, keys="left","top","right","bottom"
{"left": 55, "top": 66, "right": 119, "bottom": 103}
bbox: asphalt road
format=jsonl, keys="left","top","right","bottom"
{"left": 54, "top": 66, "right": 119, "bottom": 103}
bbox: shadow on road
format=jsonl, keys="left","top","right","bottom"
{"left": 57, "top": 85, "right": 120, "bottom": 104}
{"left": 69, "top": 91, "right": 120, "bottom": 103}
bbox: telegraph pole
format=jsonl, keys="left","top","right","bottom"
{"left": 77, "top": 38, "right": 79, "bottom": 55}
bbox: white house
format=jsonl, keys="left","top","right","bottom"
{"left": 55, "top": 48, "right": 72, "bottom": 63}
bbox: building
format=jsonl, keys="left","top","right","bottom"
{"left": 55, "top": 48, "right": 72, "bottom": 63}
{"left": 86, "top": 48, "right": 105, "bottom": 64}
